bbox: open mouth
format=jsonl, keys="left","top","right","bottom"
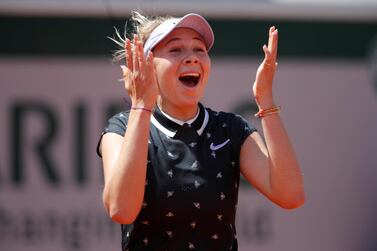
{"left": 178, "top": 73, "right": 200, "bottom": 87}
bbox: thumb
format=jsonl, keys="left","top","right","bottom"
{"left": 120, "top": 65, "right": 129, "bottom": 78}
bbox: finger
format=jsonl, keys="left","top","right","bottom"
{"left": 120, "top": 65, "right": 131, "bottom": 90}
{"left": 262, "top": 44, "right": 278, "bottom": 70}
{"left": 267, "top": 26, "right": 278, "bottom": 61}
{"left": 125, "top": 38, "right": 133, "bottom": 72}
{"left": 120, "top": 65, "right": 129, "bottom": 78}
{"left": 133, "top": 35, "right": 139, "bottom": 73}
{"left": 270, "top": 28, "right": 278, "bottom": 61}
{"left": 137, "top": 38, "right": 147, "bottom": 72}
{"left": 146, "top": 51, "right": 154, "bottom": 74}
{"left": 267, "top": 26, "right": 275, "bottom": 50}
{"left": 262, "top": 44, "right": 272, "bottom": 64}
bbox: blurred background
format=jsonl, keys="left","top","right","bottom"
{"left": 1, "top": 0, "right": 377, "bottom": 251}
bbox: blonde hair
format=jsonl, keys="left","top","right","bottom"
{"left": 110, "top": 11, "right": 173, "bottom": 62}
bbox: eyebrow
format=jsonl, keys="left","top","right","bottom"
{"left": 165, "top": 36, "right": 204, "bottom": 46}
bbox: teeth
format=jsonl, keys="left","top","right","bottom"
{"left": 180, "top": 73, "right": 200, "bottom": 77}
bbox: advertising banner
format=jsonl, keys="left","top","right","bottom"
{"left": 1, "top": 57, "right": 377, "bottom": 251}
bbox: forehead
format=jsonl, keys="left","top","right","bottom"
{"left": 158, "top": 27, "right": 206, "bottom": 46}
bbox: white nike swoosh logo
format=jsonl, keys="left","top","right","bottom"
{"left": 210, "top": 139, "right": 230, "bottom": 151}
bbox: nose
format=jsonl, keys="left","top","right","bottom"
{"left": 184, "top": 54, "right": 199, "bottom": 64}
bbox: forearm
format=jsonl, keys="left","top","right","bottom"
{"left": 261, "top": 113, "right": 305, "bottom": 208}
{"left": 103, "top": 109, "right": 151, "bottom": 223}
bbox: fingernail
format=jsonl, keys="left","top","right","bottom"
{"left": 120, "top": 65, "right": 126, "bottom": 71}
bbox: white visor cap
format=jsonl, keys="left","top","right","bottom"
{"left": 143, "top": 13, "right": 214, "bottom": 55}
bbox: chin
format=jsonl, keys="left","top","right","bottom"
{"left": 179, "top": 95, "right": 202, "bottom": 107}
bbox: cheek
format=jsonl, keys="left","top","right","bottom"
{"left": 202, "top": 58, "right": 211, "bottom": 82}
{"left": 158, "top": 68, "right": 175, "bottom": 87}
{"left": 154, "top": 60, "right": 165, "bottom": 80}
{"left": 154, "top": 61, "right": 176, "bottom": 91}
{"left": 154, "top": 58, "right": 176, "bottom": 76}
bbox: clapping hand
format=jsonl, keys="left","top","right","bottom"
{"left": 121, "top": 35, "right": 159, "bottom": 110}
{"left": 253, "top": 26, "right": 278, "bottom": 109}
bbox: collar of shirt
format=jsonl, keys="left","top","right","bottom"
{"left": 151, "top": 103, "right": 209, "bottom": 138}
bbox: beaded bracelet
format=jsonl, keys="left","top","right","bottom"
{"left": 254, "top": 105, "right": 281, "bottom": 118}
{"left": 131, "top": 107, "right": 154, "bottom": 113}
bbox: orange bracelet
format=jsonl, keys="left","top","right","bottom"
{"left": 254, "top": 106, "right": 281, "bottom": 118}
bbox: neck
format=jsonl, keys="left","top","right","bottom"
{"left": 158, "top": 99, "right": 199, "bottom": 121}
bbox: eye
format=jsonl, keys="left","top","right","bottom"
{"left": 169, "top": 47, "right": 181, "bottom": 53}
{"left": 194, "top": 47, "right": 206, "bottom": 53}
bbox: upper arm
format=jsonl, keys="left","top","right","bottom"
{"left": 100, "top": 132, "right": 124, "bottom": 184}
{"left": 97, "top": 112, "right": 128, "bottom": 184}
{"left": 240, "top": 132, "right": 273, "bottom": 198}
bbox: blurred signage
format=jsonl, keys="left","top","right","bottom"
{"left": 1, "top": 57, "right": 377, "bottom": 251}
